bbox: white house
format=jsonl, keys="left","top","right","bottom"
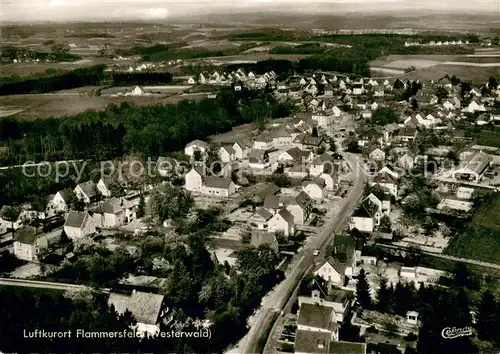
{"left": 312, "top": 111, "right": 334, "bottom": 128}
{"left": 46, "top": 189, "right": 75, "bottom": 217}
{"left": 13, "top": 227, "right": 49, "bottom": 262}
{"left": 452, "top": 151, "right": 492, "bottom": 183}
{"left": 184, "top": 140, "right": 208, "bottom": 157}
{"left": 64, "top": 210, "right": 98, "bottom": 241}
{"left": 464, "top": 100, "right": 486, "bottom": 114}
{"left": 97, "top": 177, "right": 113, "bottom": 198}
{"left": 349, "top": 199, "right": 381, "bottom": 233}
{"left": 74, "top": 180, "right": 98, "bottom": 204}
{"left": 93, "top": 197, "right": 137, "bottom": 228}
{"left": 368, "top": 147, "right": 386, "bottom": 162}
{"left": 314, "top": 257, "right": 345, "bottom": 287}
{"left": 249, "top": 149, "right": 270, "bottom": 170}
{"left": 219, "top": 145, "right": 236, "bottom": 163}
{"left": 372, "top": 172, "right": 398, "bottom": 198}
{"left": 202, "top": 177, "right": 236, "bottom": 198}
{"left": 232, "top": 142, "right": 248, "bottom": 160}
{"left": 309, "top": 153, "right": 334, "bottom": 177}
{"left": 280, "top": 192, "right": 312, "bottom": 225}
{"left": 302, "top": 180, "right": 326, "bottom": 202}
{"left": 108, "top": 290, "right": 165, "bottom": 338}
{"left": 268, "top": 208, "right": 295, "bottom": 236}
{"left": 253, "top": 135, "right": 273, "bottom": 150}
{"left": 185, "top": 167, "right": 205, "bottom": 192}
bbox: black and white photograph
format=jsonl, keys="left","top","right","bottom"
{"left": 0, "top": 0, "right": 499, "bottom": 353}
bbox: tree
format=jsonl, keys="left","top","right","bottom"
{"left": 311, "top": 126, "right": 319, "bottom": 137}
{"left": 150, "top": 185, "right": 194, "bottom": 224}
{"left": 376, "top": 277, "right": 394, "bottom": 314}
{"left": 372, "top": 107, "right": 399, "bottom": 125}
{"left": 476, "top": 291, "right": 499, "bottom": 343}
{"left": 435, "top": 86, "right": 449, "bottom": 103}
{"left": 356, "top": 268, "right": 371, "bottom": 309}
{"left": 379, "top": 215, "right": 392, "bottom": 233}
{"left": 328, "top": 138, "right": 337, "bottom": 152}
{"left": 51, "top": 43, "right": 70, "bottom": 54}
{"left": 1, "top": 205, "right": 22, "bottom": 236}
{"left": 137, "top": 194, "right": 146, "bottom": 218}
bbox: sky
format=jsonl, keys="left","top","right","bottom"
{"left": 1, "top": 0, "right": 499, "bottom": 22}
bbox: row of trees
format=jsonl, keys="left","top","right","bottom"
{"left": 0, "top": 66, "right": 175, "bottom": 95}
{"left": 356, "top": 264, "right": 500, "bottom": 353}
{"left": 0, "top": 88, "right": 293, "bottom": 165}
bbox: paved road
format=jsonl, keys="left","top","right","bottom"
{"left": 0, "top": 277, "right": 91, "bottom": 292}
{"left": 229, "top": 153, "right": 367, "bottom": 354}
{"left": 377, "top": 243, "right": 500, "bottom": 271}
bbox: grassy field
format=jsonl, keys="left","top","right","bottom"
{"left": 0, "top": 94, "right": 192, "bottom": 120}
{"left": 401, "top": 64, "right": 500, "bottom": 83}
{"left": 445, "top": 193, "right": 500, "bottom": 265}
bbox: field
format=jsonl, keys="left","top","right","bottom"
{"left": 0, "top": 93, "right": 204, "bottom": 120}
{"left": 370, "top": 51, "right": 500, "bottom": 82}
{"left": 445, "top": 194, "right": 500, "bottom": 265}
{"left": 401, "top": 64, "right": 500, "bottom": 83}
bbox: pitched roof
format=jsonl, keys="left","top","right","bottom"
{"left": 101, "top": 198, "right": 124, "bottom": 215}
{"left": 251, "top": 231, "right": 278, "bottom": 250}
{"left": 221, "top": 145, "right": 236, "bottom": 155}
{"left": 64, "top": 210, "right": 88, "bottom": 229}
{"left": 186, "top": 139, "right": 207, "bottom": 148}
{"left": 58, "top": 189, "right": 75, "bottom": 204}
{"left": 284, "top": 147, "right": 310, "bottom": 162}
{"left": 297, "top": 303, "right": 334, "bottom": 330}
{"left": 263, "top": 194, "right": 280, "bottom": 209}
{"left": 204, "top": 176, "right": 233, "bottom": 189}
{"left": 312, "top": 153, "right": 334, "bottom": 165}
{"left": 277, "top": 208, "right": 294, "bottom": 224}
{"left": 108, "top": 291, "right": 164, "bottom": 325}
{"left": 352, "top": 199, "right": 379, "bottom": 218}
{"left": 320, "top": 257, "right": 346, "bottom": 275}
{"left": 256, "top": 183, "right": 280, "bottom": 200}
{"left": 294, "top": 330, "right": 330, "bottom": 354}
{"left": 77, "top": 180, "right": 97, "bottom": 198}
{"left": 374, "top": 172, "right": 397, "bottom": 184}
{"left": 14, "top": 227, "right": 44, "bottom": 245}
{"left": 329, "top": 341, "right": 366, "bottom": 354}
{"left": 255, "top": 207, "right": 274, "bottom": 221}
{"left": 295, "top": 191, "right": 313, "bottom": 208}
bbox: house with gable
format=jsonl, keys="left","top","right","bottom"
{"left": 310, "top": 153, "right": 334, "bottom": 177}
{"left": 314, "top": 257, "right": 346, "bottom": 288}
{"left": 13, "top": 227, "right": 49, "bottom": 262}
{"left": 372, "top": 172, "right": 398, "bottom": 198}
{"left": 219, "top": 145, "right": 236, "bottom": 163}
{"left": 349, "top": 198, "right": 382, "bottom": 233}
{"left": 184, "top": 139, "right": 208, "bottom": 157}
{"left": 302, "top": 179, "right": 326, "bottom": 202}
{"left": 46, "top": 189, "right": 75, "bottom": 217}
{"left": 279, "top": 191, "right": 312, "bottom": 225}
{"left": 74, "top": 180, "right": 99, "bottom": 204}
{"left": 108, "top": 290, "right": 166, "bottom": 338}
{"left": 268, "top": 208, "right": 295, "bottom": 236}
{"left": 202, "top": 177, "right": 236, "bottom": 198}
{"left": 249, "top": 208, "right": 274, "bottom": 230}
{"left": 185, "top": 166, "right": 205, "bottom": 193}
{"left": 64, "top": 210, "right": 98, "bottom": 241}
{"left": 368, "top": 147, "right": 386, "bottom": 162}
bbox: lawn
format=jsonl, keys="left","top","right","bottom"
{"left": 445, "top": 193, "right": 500, "bottom": 265}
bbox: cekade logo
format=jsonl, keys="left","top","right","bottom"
{"left": 441, "top": 326, "right": 473, "bottom": 339}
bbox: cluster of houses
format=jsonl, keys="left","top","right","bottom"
{"left": 193, "top": 68, "right": 277, "bottom": 90}
{"left": 2, "top": 175, "right": 141, "bottom": 262}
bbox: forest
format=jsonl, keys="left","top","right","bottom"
{"left": 0, "top": 65, "right": 174, "bottom": 95}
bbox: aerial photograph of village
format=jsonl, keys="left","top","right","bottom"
{"left": 0, "top": 0, "right": 499, "bottom": 353}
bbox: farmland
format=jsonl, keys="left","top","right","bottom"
{"left": 446, "top": 193, "right": 500, "bottom": 265}
{"left": 0, "top": 93, "right": 204, "bottom": 120}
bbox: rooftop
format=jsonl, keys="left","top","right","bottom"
{"left": 294, "top": 330, "right": 330, "bottom": 354}
{"left": 297, "top": 303, "right": 334, "bottom": 331}
{"left": 15, "top": 227, "right": 44, "bottom": 245}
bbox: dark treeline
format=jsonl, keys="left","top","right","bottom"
{"left": 0, "top": 66, "right": 174, "bottom": 95}
{"left": 0, "top": 88, "right": 293, "bottom": 165}
{"left": 113, "top": 72, "right": 173, "bottom": 85}
{"left": 0, "top": 65, "right": 108, "bottom": 95}
{"left": 1, "top": 47, "right": 81, "bottom": 63}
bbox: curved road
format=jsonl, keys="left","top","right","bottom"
{"left": 229, "top": 153, "right": 367, "bottom": 354}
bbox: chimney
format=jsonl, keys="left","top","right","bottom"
{"left": 312, "top": 289, "right": 320, "bottom": 299}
